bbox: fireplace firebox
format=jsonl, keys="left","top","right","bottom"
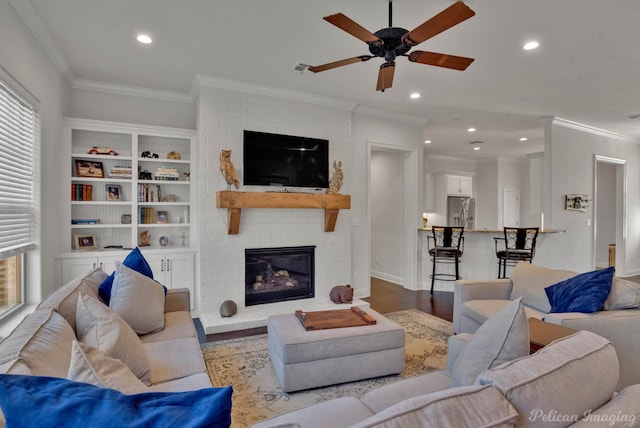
{"left": 245, "top": 246, "right": 315, "bottom": 306}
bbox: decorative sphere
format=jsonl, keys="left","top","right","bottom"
{"left": 219, "top": 300, "right": 237, "bottom": 318}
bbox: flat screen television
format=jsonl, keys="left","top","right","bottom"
{"left": 243, "top": 130, "right": 329, "bottom": 189}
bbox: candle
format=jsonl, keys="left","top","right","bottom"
{"left": 541, "top": 213, "right": 544, "bottom": 231}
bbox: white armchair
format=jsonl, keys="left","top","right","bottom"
{"left": 453, "top": 262, "right": 640, "bottom": 390}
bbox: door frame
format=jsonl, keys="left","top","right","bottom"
{"left": 593, "top": 155, "right": 626, "bottom": 275}
{"left": 366, "top": 141, "right": 419, "bottom": 290}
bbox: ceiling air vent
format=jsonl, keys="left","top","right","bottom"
{"left": 290, "top": 63, "right": 311, "bottom": 74}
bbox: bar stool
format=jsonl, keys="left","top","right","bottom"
{"left": 427, "top": 226, "right": 464, "bottom": 294}
{"left": 494, "top": 227, "right": 539, "bottom": 278}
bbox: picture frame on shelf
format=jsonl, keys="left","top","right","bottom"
{"left": 157, "top": 211, "right": 168, "bottom": 224}
{"left": 106, "top": 184, "right": 121, "bottom": 201}
{"left": 74, "top": 234, "right": 97, "bottom": 251}
{"left": 75, "top": 160, "right": 104, "bottom": 178}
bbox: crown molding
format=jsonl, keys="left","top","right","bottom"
{"left": 552, "top": 117, "right": 635, "bottom": 141}
{"left": 9, "top": 0, "right": 75, "bottom": 86}
{"left": 193, "top": 74, "right": 357, "bottom": 111}
{"left": 71, "top": 78, "right": 192, "bottom": 104}
{"left": 353, "top": 105, "right": 427, "bottom": 126}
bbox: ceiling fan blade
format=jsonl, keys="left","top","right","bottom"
{"left": 323, "top": 13, "right": 383, "bottom": 45}
{"left": 408, "top": 51, "right": 474, "bottom": 70}
{"left": 402, "top": 1, "right": 475, "bottom": 47}
{"left": 376, "top": 63, "right": 395, "bottom": 92}
{"left": 309, "top": 55, "right": 373, "bottom": 73}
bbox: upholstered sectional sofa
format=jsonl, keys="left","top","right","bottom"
{"left": 454, "top": 261, "right": 640, "bottom": 390}
{"left": 251, "top": 298, "right": 640, "bottom": 428}
{"left": 0, "top": 263, "right": 230, "bottom": 427}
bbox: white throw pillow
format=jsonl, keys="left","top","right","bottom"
{"left": 110, "top": 261, "right": 165, "bottom": 335}
{"left": 604, "top": 277, "right": 640, "bottom": 310}
{"left": 452, "top": 297, "right": 529, "bottom": 387}
{"left": 351, "top": 385, "right": 517, "bottom": 428}
{"left": 75, "top": 292, "right": 151, "bottom": 385}
{"left": 67, "top": 340, "right": 149, "bottom": 394}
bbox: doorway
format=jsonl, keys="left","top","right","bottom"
{"left": 367, "top": 142, "right": 419, "bottom": 290}
{"left": 593, "top": 155, "right": 626, "bottom": 274}
{"left": 503, "top": 189, "right": 520, "bottom": 227}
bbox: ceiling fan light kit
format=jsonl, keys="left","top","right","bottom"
{"left": 309, "top": 1, "right": 476, "bottom": 92}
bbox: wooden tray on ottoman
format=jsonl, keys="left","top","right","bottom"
{"left": 294, "top": 306, "right": 377, "bottom": 331}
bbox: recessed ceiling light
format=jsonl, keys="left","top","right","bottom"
{"left": 473, "top": 146, "right": 480, "bottom": 151}
{"left": 410, "top": 92, "right": 421, "bottom": 99}
{"left": 424, "top": 140, "right": 431, "bottom": 144}
{"left": 625, "top": 112, "right": 640, "bottom": 120}
{"left": 137, "top": 34, "right": 153, "bottom": 44}
{"left": 520, "top": 137, "right": 528, "bottom": 141}
{"left": 469, "top": 140, "right": 483, "bottom": 151}
{"left": 523, "top": 41, "right": 539, "bottom": 50}
{"left": 467, "top": 127, "right": 476, "bottom": 132}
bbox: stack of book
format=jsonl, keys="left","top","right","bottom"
{"left": 71, "top": 184, "right": 93, "bottom": 201}
{"left": 71, "top": 219, "right": 99, "bottom": 225}
{"left": 154, "top": 167, "right": 179, "bottom": 181}
{"left": 137, "top": 184, "right": 161, "bottom": 202}
{"left": 139, "top": 207, "right": 155, "bottom": 224}
{"left": 110, "top": 166, "right": 132, "bottom": 178}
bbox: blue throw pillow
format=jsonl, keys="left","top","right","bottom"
{"left": 545, "top": 266, "right": 614, "bottom": 313}
{"left": 0, "top": 375, "right": 232, "bottom": 428}
{"left": 98, "top": 247, "right": 154, "bottom": 304}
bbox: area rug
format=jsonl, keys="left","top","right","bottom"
{"left": 202, "top": 309, "right": 453, "bottom": 427}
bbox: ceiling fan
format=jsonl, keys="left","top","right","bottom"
{"left": 309, "top": 1, "right": 476, "bottom": 92}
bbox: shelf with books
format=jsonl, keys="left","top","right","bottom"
{"left": 65, "top": 118, "right": 195, "bottom": 252}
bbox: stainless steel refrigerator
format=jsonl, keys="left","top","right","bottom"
{"left": 447, "top": 196, "right": 475, "bottom": 229}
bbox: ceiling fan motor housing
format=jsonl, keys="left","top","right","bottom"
{"left": 369, "top": 27, "right": 411, "bottom": 62}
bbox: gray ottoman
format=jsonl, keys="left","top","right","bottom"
{"left": 267, "top": 308, "right": 405, "bottom": 392}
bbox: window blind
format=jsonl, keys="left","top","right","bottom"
{"left": 0, "top": 79, "right": 36, "bottom": 259}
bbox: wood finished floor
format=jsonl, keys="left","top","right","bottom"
{"left": 205, "top": 278, "right": 454, "bottom": 342}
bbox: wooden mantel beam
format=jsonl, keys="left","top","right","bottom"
{"left": 216, "top": 191, "right": 351, "bottom": 234}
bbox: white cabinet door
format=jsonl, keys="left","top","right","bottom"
{"left": 165, "top": 252, "right": 194, "bottom": 309}
{"left": 459, "top": 176, "right": 473, "bottom": 196}
{"left": 446, "top": 175, "right": 472, "bottom": 196}
{"left": 139, "top": 251, "right": 195, "bottom": 309}
{"left": 59, "top": 254, "right": 122, "bottom": 284}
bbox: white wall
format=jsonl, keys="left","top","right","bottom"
{"left": 69, "top": 88, "right": 195, "bottom": 130}
{"left": 370, "top": 150, "right": 404, "bottom": 283}
{"left": 196, "top": 85, "right": 353, "bottom": 314}
{"left": 538, "top": 119, "right": 640, "bottom": 275}
{"left": 351, "top": 112, "right": 423, "bottom": 291}
{"left": 476, "top": 159, "right": 499, "bottom": 230}
{"left": 1, "top": 0, "right": 71, "bottom": 301}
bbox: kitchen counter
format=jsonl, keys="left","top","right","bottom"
{"left": 418, "top": 227, "right": 568, "bottom": 289}
{"left": 418, "top": 228, "right": 567, "bottom": 234}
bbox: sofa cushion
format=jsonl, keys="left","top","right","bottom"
{"left": 143, "top": 337, "right": 207, "bottom": 385}
{"left": 0, "top": 374, "right": 232, "bottom": 428}
{"left": 98, "top": 247, "right": 154, "bottom": 305}
{"left": 545, "top": 267, "right": 614, "bottom": 313}
{"left": 67, "top": 340, "right": 148, "bottom": 394}
{"left": 0, "top": 359, "right": 31, "bottom": 375}
{"left": 476, "top": 330, "right": 619, "bottom": 428}
{"left": 604, "top": 277, "right": 640, "bottom": 310}
{"left": 140, "top": 311, "right": 196, "bottom": 344}
{"left": 75, "top": 292, "right": 151, "bottom": 385}
{"left": 0, "top": 309, "right": 75, "bottom": 378}
{"left": 352, "top": 385, "right": 518, "bottom": 428}
{"left": 36, "top": 267, "right": 107, "bottom": 330}
{"left": 110, "top": 262, "right": 165, "bottom": 335}
{"left": 452, "top": 297, "right": 529, "bottom": 387}
{"left": 510, "top": 262, "right": 577, "bottom": 312}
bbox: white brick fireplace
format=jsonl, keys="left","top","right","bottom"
{"left": 195, "top": 82, "right": 364, "bottom": 334}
